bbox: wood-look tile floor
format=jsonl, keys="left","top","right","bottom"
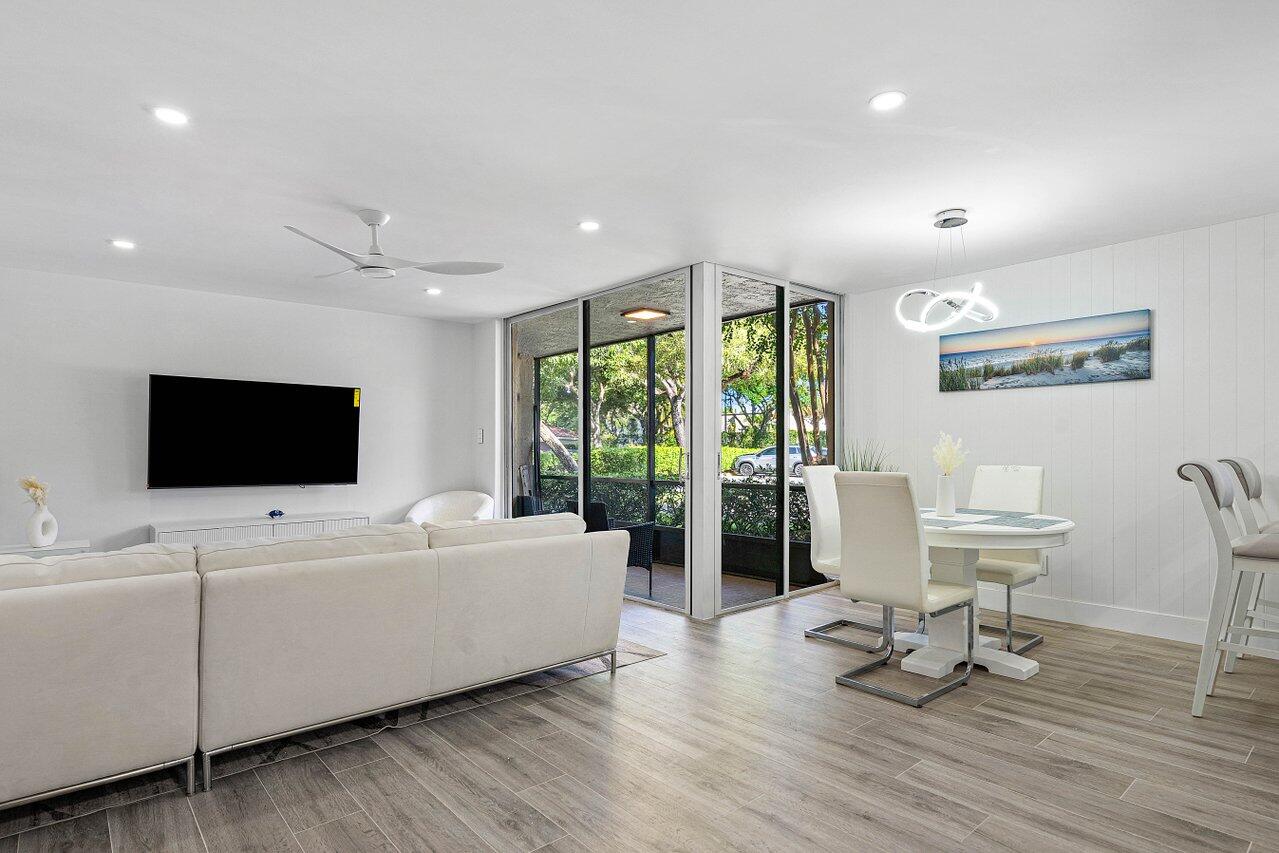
{"left": 8, "top": 591, "right": 1279, "bottom": 852}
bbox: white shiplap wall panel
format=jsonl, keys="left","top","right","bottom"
{"left": 849, "top": 213, "right": 1277, "bottom": 639}
{"left": 1132, "top": 237, "right": 1160, "bottom": 615}
{"left": 1182, "top": 227, "right": 1212, "bottom": 620}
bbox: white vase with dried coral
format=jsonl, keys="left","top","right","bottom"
{"left": 20, "top": 476, "right": 58, "bottom": 547}
{"left": 931, "top": 432, "right": 968, "bottom": 518}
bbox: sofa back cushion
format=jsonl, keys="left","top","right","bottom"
{"left": 198, "top": 549, "right": 438, "bottom": 752}
{"left": 0, "top": 543, "right": 195, "bottom": 592}
{"left": 0, "top": 570, "right": 200, "bottom": 805}
{"left": 427, "top": 530, "right": 626, "bottom": 695}
{"left": 424, "top": 513, "right": 585, "bottom": 549}
{"left": 196, "top": 522, "right": 429, "bottom": 575}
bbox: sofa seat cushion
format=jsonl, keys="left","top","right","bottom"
{"left": 424, "top": 513, "right": 586, "bottom": 548}
{"left": 0, "top": 543, "right": 195, "bottom": 592}
{"left": 196, "top": 522, "right": 429, "bottom": 574}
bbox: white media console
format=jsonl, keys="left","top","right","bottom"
{"left": 149, "top": 511, "right": 371, "bottom": 545}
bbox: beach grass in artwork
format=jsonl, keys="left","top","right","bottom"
{"left": 939, "top": 309, "right": 1151, "bottom": 392}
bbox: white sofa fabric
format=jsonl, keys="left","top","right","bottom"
{"left": 0, "top": 517, "right": 626, "bottom": 806}
{"left": 198, "top": 549, "right": 439, "bottom": 753}
{"left": 423, "top": 512, "right": 586, "bottom": 548}
{"left": 196, "top": 520, "right": 625, "bottom": 759}
{"left": 195, "top": 522, "right": 429, "bottom": 573}
{"left": 430, "top": 531, "right": 627, "bottom": 694}
{"left": 0, "top": 545, "right": 199, "bottom": 807}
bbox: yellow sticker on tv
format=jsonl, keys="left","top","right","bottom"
{"left": 353, "top": 389, "right": 361, "bottom": 407}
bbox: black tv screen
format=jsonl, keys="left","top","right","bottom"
{"left": 148, "top": 375, "right": 361, "bottom": 488}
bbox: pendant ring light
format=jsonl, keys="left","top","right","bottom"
{"left": 894, "top": 209, "right": 1000, "bottom": 332}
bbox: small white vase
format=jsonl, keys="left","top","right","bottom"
{"left": 27, "top": 505, "right": 58, "bottom": 548}
{"left": 936, "top": 475, "right": 956, "bottom": 517}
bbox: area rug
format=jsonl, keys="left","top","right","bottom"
{"left": 0, "top": 639, "right": 665, "bottom": 839}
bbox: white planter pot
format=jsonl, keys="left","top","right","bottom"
{"left": 27, "top": 505, "right": 58, "bottom": 548}
{"left": 936, "top": 475, "right": 956, "bottom": 517}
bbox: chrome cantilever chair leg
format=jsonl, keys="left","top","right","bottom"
{"left": 1000, "top": 582, "right": 1043, "bottom": 654}
{"left": 978, "top": 580, "right": 1043, "bottom": 655}
{"left": 835, "top": 601, "right": 973, "bottom": 708}
{"left": 805, "top": 604, "right": 924, "bottom": 651}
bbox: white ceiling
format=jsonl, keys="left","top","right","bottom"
{"left": 3, "top": 1, "right": 1278, "bottom": 322}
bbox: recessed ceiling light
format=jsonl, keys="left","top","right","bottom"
{"left": 869, "top": 91, "right": 906, "bottom": 112}
{"left": 152, "top": 106, "right": 189, "bottom": 126}
{"left": 621, "top": 307, "right": 668, "bottom": 321}
{"left": 425, "top": 287, "right": 443, "bottom": 296}
{"left": 578, "top": 221, "right": 601, "bottom": 232}
{"left": 109, "top": 239, "right": 136, "bottom": 250}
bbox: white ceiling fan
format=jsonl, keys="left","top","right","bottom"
{"left": 285, "top": 209, "right": 503, "bottom": 280}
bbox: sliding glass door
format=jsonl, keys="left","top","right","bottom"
{"left": 583, "top": 269, "right": 690, "bottom": 612}
{"left": 719, "top": 271, "right": 786, "bottom": 610}
{"left": 506, "top": 265, "right": 837, "bottom": 618}
{"left": 788, "top": 288, "right": 838, "bottom": 591}
{"left": 509, "top": 304, "right": 580, "bottom": 517}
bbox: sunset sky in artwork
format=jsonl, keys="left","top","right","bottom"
{"left": 939, "top": 309, "right": 1151, "bottom": 355}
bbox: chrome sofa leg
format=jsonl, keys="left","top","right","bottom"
{"left": 608, "top": 649, "right": 617, "bottom": 675}
{"left": 182, "top": 756, "right": 196, "bottom": 796}
{"left": 200, "top": 752, "right": 212, "bottom": 793}
{"left": 835, "top": 602, "right": 973, "bottom": 708}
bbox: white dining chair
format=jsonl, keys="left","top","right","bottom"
{"left": 1179, "top": 460, "right": 1279, "bottom": 716}
{"left": 832, "top": 471, "right": 975, "bottom": 707}
{"left": 1218, "top": 457, "right": 1278, "bottom": 672}
{"left": 968, "top": 465, "right": 1045, "bottom": 653}
{"left": 801, "top": 465, "right": 895, "bottom": 649}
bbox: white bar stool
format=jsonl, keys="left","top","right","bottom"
{"left": 1179, "top": 460, "right": 1279, "bottom": 716}
{"left": 1218, "top": 457, "right": 1279, "bottom": 672}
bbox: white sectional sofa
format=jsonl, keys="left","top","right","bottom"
{"left": 0, "top": 544, "right": 201, "bottom": 807}
{"left": 0, "top": 514, "right": 628, "bottom": 807}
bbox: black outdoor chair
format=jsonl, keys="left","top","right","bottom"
{"left": 585, "top": 501, "right": 656, "bottom": 597}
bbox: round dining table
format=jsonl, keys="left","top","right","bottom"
{"left": 892, "top": 507, "right": 1075, "bottom": 681}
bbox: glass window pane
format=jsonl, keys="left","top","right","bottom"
{"left": 585, "top": 269, "right": 688, "bottom": 610}
{"left": 510, "top": 305, "right": 579, "bottom": 516}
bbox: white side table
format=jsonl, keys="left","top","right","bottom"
{"left": 0, "top": 540, "right": 92, "bottom": 558}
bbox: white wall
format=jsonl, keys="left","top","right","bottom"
{"left": 471, "top": 318, "right": 503, "bottom": 508}
{"left": 0, "top": 268, "right": 480, "bottom": 550}
{"left": 849, "top": 213, "right": 1279, "bottom": 642}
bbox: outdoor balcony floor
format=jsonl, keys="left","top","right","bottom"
{"left": 625, "top": 562, "right": 819, "bottom": 610}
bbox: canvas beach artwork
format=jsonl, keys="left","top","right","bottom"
{"left": 939, "top": 309, "right": 1151, "bottom": 392}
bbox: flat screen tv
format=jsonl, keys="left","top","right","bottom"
{"left": 148, "top": 375, "right": 361, "bottom": 488}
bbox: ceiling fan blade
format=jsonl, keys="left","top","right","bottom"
{"left": 285, "top": 226, "right": 365, "bottom": 263}
{"left": 415, "top": 261, "right": 504, "bottom": 276}
{"left": 315, "top": 267, "right": 357, "bottom": 279}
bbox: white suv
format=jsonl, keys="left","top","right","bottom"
{"left": 733, "top": 445, "right": 805, "bottom": 477}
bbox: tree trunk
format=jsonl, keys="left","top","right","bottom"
{"left": 538, "top": 420, "right": 578, "bottom": 472}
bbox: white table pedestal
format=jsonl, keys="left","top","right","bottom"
{"left": 895, "top": 545, "right": 1040, "bottom": 681}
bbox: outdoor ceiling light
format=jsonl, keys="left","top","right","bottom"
{"left": 109, "top": 238, "right": 136, "bottom": 250}
{"left": 620, "top": 307, "right": 669, "bottom": 321}
{"left": 869, "top": 90, "right": 906, "bottom": 111}
{"left": 152, "top": 106, "right": 189, "bottom": 125}
{"left": 894, "top": 209, "right": 999, "bottom": 333}
{"left": 578, "top": 220, "right": 601, "bottom": 232}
